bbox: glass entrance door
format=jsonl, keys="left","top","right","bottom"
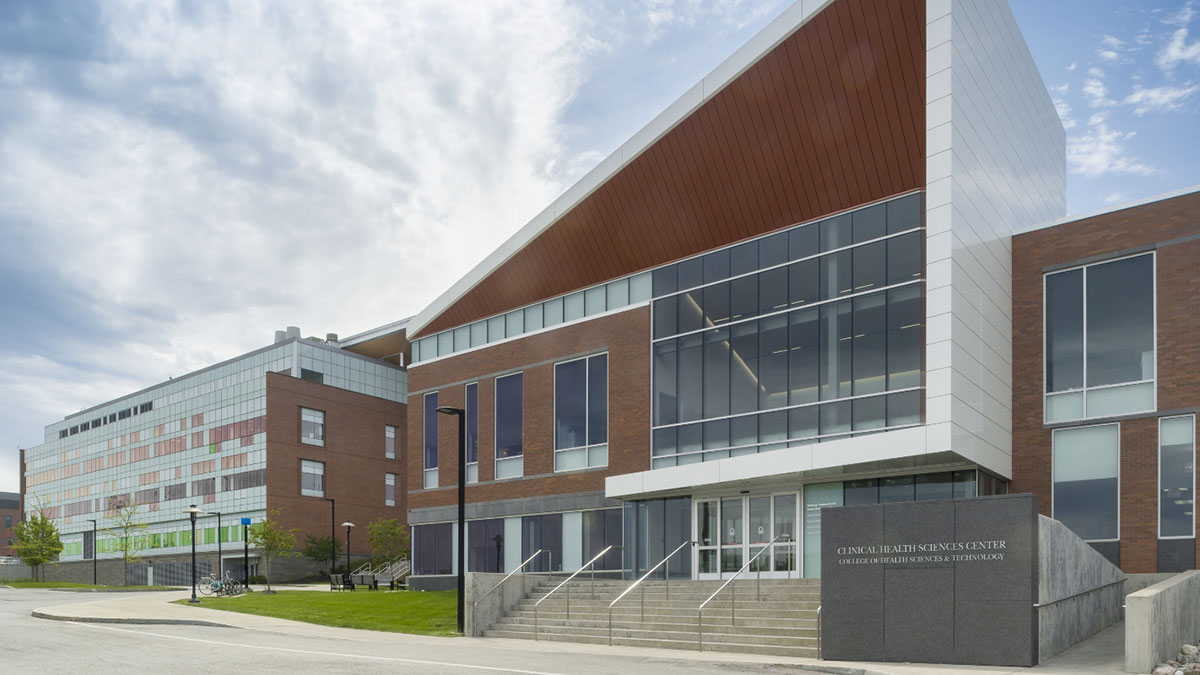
{"left": 695, "top": 493, "right": 799, "bottom": 579}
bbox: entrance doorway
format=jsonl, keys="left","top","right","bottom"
{"left": 694, "top": 493, "right": 798, "bottom": 579}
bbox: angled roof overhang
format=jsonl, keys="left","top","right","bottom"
{"left": 409, "top": 0, "right": 925, "bottom": 339}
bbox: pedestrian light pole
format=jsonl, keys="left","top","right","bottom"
{"left": 86, "top": 518, "right": 97, "bottom": 585}
{"left": 341, "top": 522, "right": 355, "bottom": 576}
{"left": 184, "top": 505, "right": 204, "bottom": 603}
{"left": 436, "top": 405, "right": 466, "bottom": 634}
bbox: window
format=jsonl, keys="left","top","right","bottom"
{"left": 1160, "top": 416, "right": 1195, "bottom": 539}
{"left": 191, "top": 478, "right": 216, "bottom": 497}
{"left": 385, "top": 425, "right": 397, "bottom": 459}
{"left": 385, "top": 473, "right": 396, "bottom": 507}
{"left": 423, "top": 393, "right": 438, "bottom": 488}
{"left": 301, "top": 460, "right": 325, "bottom": 497}
{"left": 522, "top": 514, "right": 563, "bottom": 572}
{"left": 300, "top": 368, "right": 324, "bottom": 384}
{"left": 301, "top": 408, "right": 325, "bottom": 446}
{"left": 4, "top": 515, "right": 10, "bottom": 528}
{"left": 414, "top": 523, "right": 453, "bottom": 575}
{"left": 649, "top": 199, "right": 922, "bottom": 468}
{"left": 1045, "top": 253, "right": 1155, "bottom": 422}
{"left": 465, "top": 383, "right": 479, "bottom": 484}
{"left": 1053, "top": 424, "right": 1119, "bottom": 541}
{"left": 554, "top": 354, "right": 608, "bottom": 471}
{"left": 495, "top": 373, "right": 523, "bottom": 479}
{"left": 468, "top": 518, "right": 506, "bottom": 572}
{"left": 223, "top": 469, "right": 266, "bottom": 492}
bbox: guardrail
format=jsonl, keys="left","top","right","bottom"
{"left": 607, "top": 540, "right": 695, "bottom": 645}
{"left": 533, "top": 545, "right": 617, "bottom": 640}
{"left": 697, "top": 533, "right": 790, "bottom": 651}
{"left": 473, "top": 548, "right": 552, "bottom": 614}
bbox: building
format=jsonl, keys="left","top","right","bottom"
{"left": 1011, "top": 187, "right": 1200, "bottom": 574}
{"left": 400, "top": 0, "right": 1065, "bottom": 584}
{"left": 20, "top": 328, "right": 407, "bottom": 583}
{"left": 1, "top": 491, "right": 19, "bottom": 558}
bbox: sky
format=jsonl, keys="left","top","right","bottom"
{"left": 1, "top": 0, "right": 1198, "bottom": 492}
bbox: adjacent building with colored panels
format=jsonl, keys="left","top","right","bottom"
{"left": 20, "top": 328, "right": 407, "bottom": 580}
{"left": 399, "top": 0, "right": 1066, "bottom": 583}
{"left": 1011, "top": 188, "right": 1200, "bottom": 574}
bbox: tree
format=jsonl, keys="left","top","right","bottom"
{"left": 104, "top": 500, "right": 148, "bottom": 586}
{"left": 14, "top": 502, "right": 63, "bottom": 581}
{"left": 301, "top": 534, "right": 341, "bottom": 570}
{"left": 248, "top": 509, "right": 299, "bottom": 592}
{"left": 366, "top": 517, "right": 410, "bottom": 568}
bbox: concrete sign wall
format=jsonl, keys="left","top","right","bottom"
{"left": 821, "top": 494, "right": 1039, "bottom": 667}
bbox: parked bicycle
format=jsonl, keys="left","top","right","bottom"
{"left": 197, "top": 571, "right": 242, "bottom": 596}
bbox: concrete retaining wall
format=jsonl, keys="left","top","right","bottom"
{"left": 465, "top": 572, "right": 551, "bottom": 637}
{"left": 0, "top": 563, "right": 34, "bottom": 581}
{"left": 1125, "top": 569, "right": 1200, "bottom": 673}
{"left": 1036, "top": 516, "right": 1126, "bottom": 662}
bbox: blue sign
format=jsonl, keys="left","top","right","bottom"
{"left": 241, "top": 517, "right": 251, "bottom": 526}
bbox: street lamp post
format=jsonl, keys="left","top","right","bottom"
{"left": 324, "top": 498, "right": 335, "bottom": 578}
{"left": 436, "top": 405, "right": 466, "bottom": 634}
{"left": 86, "top": 519, "right": 97, "bottom": 585}
{"left": 341, "top": 522, "right": 355, "bottom": 578}
{"left": 212, "top": 511, "right": 222, "bottom": 579}
{"left": 184, "top": 505, "right": 204, "bottom": 603}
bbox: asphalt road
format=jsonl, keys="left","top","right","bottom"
{"left": 0, "top": 588, "right": 811, "bottom": 675}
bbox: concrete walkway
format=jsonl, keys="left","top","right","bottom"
{"left": 27, "top": 588, "right": 1127, "bottom": 675}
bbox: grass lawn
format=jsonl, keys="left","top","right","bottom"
{"left": 176, "top": 589, "right": 459, "bottom": 636}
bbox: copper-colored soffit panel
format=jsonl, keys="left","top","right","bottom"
{"left": 418, "top": 0, "right": 925, "bottom": 337}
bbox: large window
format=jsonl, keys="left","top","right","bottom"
{"left": 414, "top": 523, "right": 452, "bottom": 575}
{"left": 1053, "top": 424, "right": 1120, "bottom": 542}
{"left": 301, "top": 460, "right": 325, "bottom": 497}
{"left": 385, "top": 425, "right": 396, "bottom": 459}
{"left": 385, "top": 473, "right": 396, "bottom": 507}
{"left": 522, "top": 514, "right": 563, "bottom": 572}
{"left": 649, "top": 196, "right": 922, "bottom": 468}
{"left": 423, "top": 393, "right": 438, "bottom": 489}
{"left": 468, "top": 518, "right": 506, "bottom": 573}
{"left": 582, "top": 508, "right": 623, "bottom": 570}
{"left": 1045, "top": 253, "right": 1155, "bottom": 422}
{"left": 555, "top": 354, "right": 608, "bottom": 471}
{"left": 495, "top": 373, "right": 523, "bottom": 479}
{"left": 465, "top": 383, "right": 478, "bottom": 484}
{"left": 301, "top": 408, "right": 325, "bottom": 446}
{"left": 1160, "top": 416, "right": 1195, "bottom": 539}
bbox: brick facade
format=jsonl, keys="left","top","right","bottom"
{"left": 407, "top": 306, "right": 650, "bottom": 514}
{"left": 1011, "top": 190, "right": 1200, "bottom": 573}
{"left": 265, "top": 372, "right": 407, "bottom": 556}
{"left": 1, "top": 498, "right": 19, "bottom": 558}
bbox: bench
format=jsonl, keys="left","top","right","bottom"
{"left": 353, "top": 574, "right": 379, "bottom": 591}
{"left": 330, "top": 574, "right": 355, "bottom": 591}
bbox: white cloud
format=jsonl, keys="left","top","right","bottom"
{"left": 1051, "top": 83, "right": 1069, "bottom": 95}
{"left": 1082, "top": 77, "right": 1116, "bottom": 107}
{"left": 1054, "top": 99, "right": 1076, "bottom": 129}
{"left": 1125, "top": 83, "right": 1200, "bottom": 113}
{"left": 1067, "top": 61, "right": 1077, "bottom": 71}
{"left": 1099, "top": 50, "right": 1119, "bottom": 61}
{"left": 1159, "top": 1, "right": 1200, "bottom": 70}
{"left": 1067, "top": 113, "right": 1159, "bottom": 177}
{"left": 1103, "top": 192, "right": 1130, "bottom": 204}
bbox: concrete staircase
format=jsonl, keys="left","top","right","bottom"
{"left": 484, "top": 578, "right": 820, "bottom": 657}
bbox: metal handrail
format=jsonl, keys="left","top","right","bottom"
{"left": 533, "top": 545, "right": 615, "bottom": 641}
{"left": 607, "top": 540, "right": 695, "bottom": 645}
{"left": 472, "top": 548, "right": 552, "bottom": 610}
{"left": 697, "top": 533, "right": 791, "bottom": 651}
{"left": 816, "top": 604, "right": 822, "bottom": 660}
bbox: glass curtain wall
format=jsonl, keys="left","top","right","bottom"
{"left": 651, "top": 194, "right": 923, "bottom": 467}
{"left": 1160, "top": 416, "right": 1195, "bottom": 539}
{"left": 623, "top": 497, "right": 692, "bottom": 579}
{"left": 1053, "top": 424, "right": 1120, "bottom": 541}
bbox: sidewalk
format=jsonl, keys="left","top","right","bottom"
{"left": 30, "top": 589, "right": 1127, "bottom": 675}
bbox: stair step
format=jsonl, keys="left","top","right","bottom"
{"left": 491, "top": 620, "right": 817, "bottom": 641}
{"left": 503, "top": 612, "right": 816, "bottom": 630}
{"left": 483, "top": 629, "right": 817, "bottom": 658}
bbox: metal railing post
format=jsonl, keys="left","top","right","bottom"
{"left": 605, "top": 541, "right": 693, "bottom": 647}
{"left": 698, "top": 607, "right": 704, "bottom": 651}
{"left": 817, "top": 604, "right": 823, "bottom": 660}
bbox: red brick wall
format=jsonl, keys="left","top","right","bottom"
{"left": 407, "top": 306, "right": 650, "bottom": 513}
{"left": 265, "top": 373, "right": 407, "bottom": 555}
{"left": 1, "top": 505, "right": 19, "bottom": 557}
{"left": 1011, "top": 190, "right": 1200, "bottom": 572}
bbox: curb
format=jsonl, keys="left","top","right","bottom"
{"left": 31, "top": 610, "right": 236, "bottom": 628}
